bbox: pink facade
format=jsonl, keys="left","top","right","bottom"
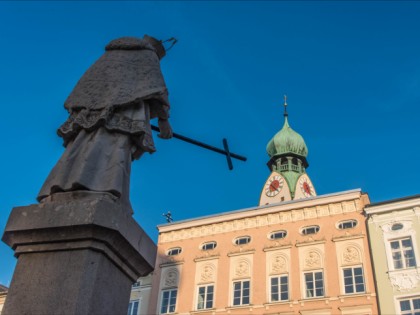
{"left": 148, "top": 190, "right": 378, "bottom": 315}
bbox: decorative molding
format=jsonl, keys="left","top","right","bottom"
{"left": 332, "top": 234, "right": 365, "bottom": 242}
{"left": 200, "top": 263, "right": 216, "bottom": 283}
{"left": 227, "top": 249, "right": 255, "bottom": 257}
{"left": 380, "top": 220, "right": 414, "bottom": 237}
{"left": 304, "top": 251, "right": 322, "bottom": 269}
{"left": 234, "top": 259, "right": 251, "bottom": 278}
{"left": 194, "top": 254, "right": 220, "bottom": 262}
{"left": 389, "top": 269, "right": 420, "bottom": 292}
{"left": 270, "top": 254, "right": 288, "bottom": 274}
{"left": 159, "top": 200, "right": 360, "bottom": 243}
{"left": 296, "top": 239, "right": 326, "bottom": 247}
{"left": 342, "top": 246, "right": 361, "bottom": 265}
{"left": 163, "top": 268, "right": 179, "bottom": 288}
{"left": 263, "top": 244, "right": 293, "bottom": 252}
{"left": 159, "top": 260, "right": 184, "bottom": 268}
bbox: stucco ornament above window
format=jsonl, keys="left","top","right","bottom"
{"left": 200, "top": 264, "right": 216, "bottom": 283}
{"left": 304, "top": 251, "right": 322, "bottom": 269}
{"left": 380, "top": 221, "right": 413, "bottom": 235}
{"left": 271, "top": 255, "right": 288, "bottom": 274}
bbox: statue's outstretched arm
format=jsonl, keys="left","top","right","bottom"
{"left": 157, "top": 118, "right": 173, "bottom": 139}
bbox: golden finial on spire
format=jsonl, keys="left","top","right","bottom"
{"left": 283, "top": 94, "right": 288, "bottom": 117}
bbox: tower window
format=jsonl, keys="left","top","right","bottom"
{"left": 269, "top": 230, "right": 287, "bottom": 240}
{"left": 234, "top": 236, "right": 251, "bottom": 245}
{"left": 301, "top": 225, "right": 320, "bottom": 235}
{"left": 337, "top": 220, "right": 358, "bottom": 230}
{"left": 201, "top": 241, "right": 217, "bottom": 251}
{"left": 167, "top": 247, "right": 182, "bottom": 256}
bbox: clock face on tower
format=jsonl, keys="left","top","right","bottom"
{"left": 265, "top": 175, "right": 284, "bottom": 197}
{"left": 299, "top": 176, "right": 315, "bottom": 197}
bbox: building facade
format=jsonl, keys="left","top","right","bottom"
{"left": 365, "top": 195, "right": 420, "bottom": 315}
{"left": 146, "top": 104, "right": 378, "bottom": 315}
{"left": 148, "top": 189, "right": 377, "bottom": 315}
{"left": 128, "top": 274, "right": 153, "bottom": 315}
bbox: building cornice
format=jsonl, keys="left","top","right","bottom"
{"left": 158, "top": 189, "right": 363, "bottom": 233}
{"left": 158, "top": 190, "right": 367, "bottom": 243}
{"left": 365, "top": 195, "right": 420, "bottom": 215}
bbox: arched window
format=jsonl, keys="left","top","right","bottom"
{"left": 234, "top": 236, "right": 251, "bottom": 245}
{"left": 167, "top": 247, "right": 182, "bottom": 256}
{"left": 201, "top": 241, "right": 217, "bottom": 251}
{"left": 301, "top": 225, "right": 320, "bottom": 235}
{"left": 337, "top": 220, "right": 358, "bottom": 230}
{"left": 269, "top": 230, "right": 287, "bottom": 240}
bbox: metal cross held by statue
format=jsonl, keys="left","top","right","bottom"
{"left": 151, "top": 125, "right": 247, "bottom": 170}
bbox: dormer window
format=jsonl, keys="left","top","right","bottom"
{"left": 201, "top": 241, "right": 217, "bottom": 251}
{"left": 337, "top": 220, "right": 358, "bottom": 230}
{"left": 269, "top": 230, "right": 287, "bottom": 240}
{"left": 234, "top": 236, "right": 251, "bottom": 245}
{"left": 301, "top": 225, "right": 320, "bottom": 235}
{"left": 167, "top": 247, "right": 182, "bottom": 256}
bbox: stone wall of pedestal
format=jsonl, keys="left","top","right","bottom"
{"left": 2, "top": 191, "right": 157, "bottom": 315}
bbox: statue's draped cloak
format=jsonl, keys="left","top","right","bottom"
{"left": 38, "top": 37, "right": 170, "bottom": 209}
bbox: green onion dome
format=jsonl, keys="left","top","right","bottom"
{"left": 266, "top": 116, "right": 308, "bottom": 158}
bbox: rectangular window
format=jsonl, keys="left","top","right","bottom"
{"left": 232, "top": 280, "right": 250, "bottom": 306}
{"left": 391, "top": 238, "right": 417, "bottom": 269}
{"left": 270, "top": 275, "right": 289, "bottom": 302}
{"left": 304, "top": 271, "right": 324, "bottom": 298}
{"left": 160, "top": 289, "right": 177, "bottom": 314}
{"left": 197, "top": 284, "right": 214, "bottom": 310}
{"left": 343, "top": 266, "right": 365, "bottom": 294}
{"left": 127, "top": 300, "right": 139, "bottom": 315}
{"left": 400, "top": 297, "right": 420, "bottom": 315}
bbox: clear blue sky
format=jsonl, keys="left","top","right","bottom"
{"left": 1, "top": 1, "right": 420, "bottom": 286}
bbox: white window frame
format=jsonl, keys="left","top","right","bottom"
{"left": 268, "top": 230, "right": 287, "bottom": 240}
{"left": 232, "top": 279, "right": 250, "bottom": 306}
{"left": 342, "top": 265, "right": 366, "bottom": 294}
{"left": 380, "top": 221, "right": 420, "bottom": 272}
{"left": 234, "top": 236, "right": 251, "bottom": 246}
{"left": 300, "top": 225, "right": 320, "bottom": 236}
{"left": 337, "top": 219, "right": 358, "bottom": 230}
{"left": 167, "top": 247, "right": 182, "bottom": 256}
{"left": 160, "top": 289, "right": 177, "bottom": 314}
{"left": 390, "top": 237, "right": 417, "bottom": 270}
{"left": 128, "top": 300, "right": 140, "bottom": 315}
{"left": 303, "top": 270, "right": 324, "bottom": 298}
{"left": 270, "top": 274, "right": 289, "bottom": 302}
{"left": 398, "top": 296, "right": 420, "bottom": 315}
{"left": 201, "top": 241, "right": 217, "bottom": 251}
{"left": 196, "top": 284, "right": 214, "bottom": 310}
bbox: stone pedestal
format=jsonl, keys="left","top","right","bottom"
{"left": 1, "top": 192, "right": 157, "bottom": 315}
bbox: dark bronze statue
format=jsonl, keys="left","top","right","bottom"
{"left": 37, "top": 35, "right": 172, "bottom": 211}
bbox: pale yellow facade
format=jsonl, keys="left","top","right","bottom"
{"left": 365, "top": 195, "right": 420, "bottom": 315}
{"left": 128, "top": 274, "right": 153, "bottom": 315}
{"left": 148, "top": 189, "right": 378, "bottom": 315}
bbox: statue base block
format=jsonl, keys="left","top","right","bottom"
{"left": 1, "top": 192, "right": 157, "bottom": 315}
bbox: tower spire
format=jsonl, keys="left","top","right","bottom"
{"left": 283, "top": 94, "right": 288, "bottom": 117}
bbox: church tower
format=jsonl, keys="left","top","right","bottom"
{"left": 259, "top": 96, "right": 316, "bottom": 205}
